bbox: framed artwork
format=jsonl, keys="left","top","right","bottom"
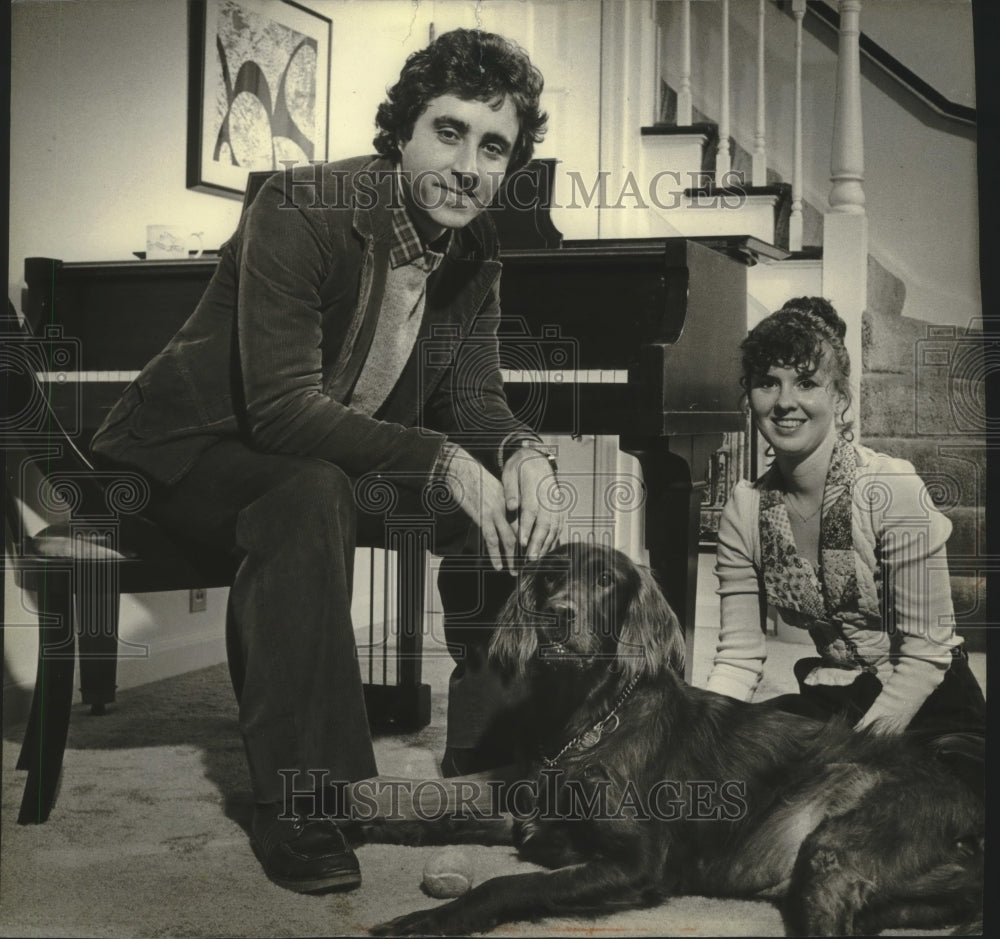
{"left": 187, "top": 0, "right": 331, "bottom": 198}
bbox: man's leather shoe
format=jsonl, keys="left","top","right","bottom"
{"left": 251, "top": 805, "right": 361, "bottom": 893}
{"left": 441, "top": 745, "right": 508, "bottom": 777}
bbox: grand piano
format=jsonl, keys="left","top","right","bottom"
{"left": 21, "top": 163, "right": 752, "bottom": 689}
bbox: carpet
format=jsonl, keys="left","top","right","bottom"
{"left": 1, "top": 638, "right": 979, "bottom": 938}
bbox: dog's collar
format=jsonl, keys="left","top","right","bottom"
{"left": 541, "top": 673, "right": 641, "bottom": 767}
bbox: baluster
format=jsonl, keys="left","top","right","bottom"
{"left": 677, "top": 0, "right": 692, "bottom": 125}
{"left": 716, "top": 0, "right": 731, "bottom": 183}
{"left": 789, "top": 0, "right": 806, "bottom": 249}
{"left": 829, "top": 0, "right": 866, "bottom": 213}
{"left": 752, "top": 0, "right": 767, "bottom": 186}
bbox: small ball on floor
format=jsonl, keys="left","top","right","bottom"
{"left": 422, "top": 847, "right": 474, "bottom": 898}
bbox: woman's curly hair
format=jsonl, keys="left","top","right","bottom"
{"left": 740, "top": 296, "right": 854, "bottom": 438}
{"left": 373, "top": 28, "right": 547, "bottom": 173}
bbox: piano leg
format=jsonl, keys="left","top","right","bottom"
{"left": 620, "top": 435, "right": 721, "bottom": 683}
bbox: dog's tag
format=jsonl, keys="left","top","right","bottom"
{"left": 579, "top": 714, "right": 619, "bottom": 749}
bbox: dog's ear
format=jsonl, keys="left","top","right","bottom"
{"left": 488, "top": 574, "right": 539, "bottom": 677}
{"left": 616, "top": 564, "right": 685, "bottom": 681}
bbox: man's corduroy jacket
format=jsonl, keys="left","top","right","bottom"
{"left": 92, "top": 155, "right": 533, "bottom": 492}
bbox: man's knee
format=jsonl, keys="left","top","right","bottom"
{"left": 238, "top": 460, "right": 355, "bottom": 546}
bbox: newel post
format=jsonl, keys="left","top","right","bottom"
{"left": 829, "top": 0, "right": 866, "bottom": 213}
{"left": 823, "top": 0, "right": 867, "bottom": 436}
{"left": 789, "top": 0, "right": 806, "bottom": 250}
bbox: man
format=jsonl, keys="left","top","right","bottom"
{"left": 91, "top": 28, "right": 563, "bottom": 894}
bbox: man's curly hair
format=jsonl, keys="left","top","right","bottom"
{"left": 373, "top": 28, "right": 547, "bottom": 173}
{"left": 740, "top": 296, "right": 854, "bottom": 437}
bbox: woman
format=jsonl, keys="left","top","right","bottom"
{"left": 707, "top": 297, "right": 985, "bottom": 740}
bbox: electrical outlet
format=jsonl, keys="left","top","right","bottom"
{"left": 189, "top": 588, "right": 208, "bottom": 613}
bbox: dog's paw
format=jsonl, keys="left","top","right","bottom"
{"left": 370, "top": 898, "right": 489, "bottom": 937}
{"left": 370, "top": 907, "right": 450, "bottom": 937}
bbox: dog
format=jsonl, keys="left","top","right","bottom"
{"left": 357, "top": 543, "right": 983, "bottom": 936}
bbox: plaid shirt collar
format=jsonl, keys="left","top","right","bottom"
{"left": 389, "top": 172, "right": 452, "bottom": 269}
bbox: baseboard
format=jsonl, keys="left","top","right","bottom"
{"left": 114, "top": 632, "right": 229, "bottom": 692}
{"left": 2, "top": 632, "right": 229, "bottom": 730}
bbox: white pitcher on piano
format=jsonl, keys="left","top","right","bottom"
{"left": 146, "top": 224, "right": 204, "bottom": 260}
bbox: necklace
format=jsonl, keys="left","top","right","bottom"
{"left": 783, "top": 493, "right": 823, "bottom": 523}
{"left": 541, "top": 673, "right": 641, "bottom": 768}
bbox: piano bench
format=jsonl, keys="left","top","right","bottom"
{"left": 6, "top": 508, "right": 430, "bottom": 825}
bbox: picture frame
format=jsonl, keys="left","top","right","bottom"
{"left": 187, "top": 0, "right": 331, "bottom": 198}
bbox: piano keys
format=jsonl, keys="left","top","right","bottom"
{"left": 36, "top": 369, "right": 632, "bottom": 385}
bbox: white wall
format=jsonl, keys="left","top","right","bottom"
{"left": 9, "top": 0, "right": 241, "bottom": 298}
{"left": 863, "top": 0, "right": 976, "bottom": 110}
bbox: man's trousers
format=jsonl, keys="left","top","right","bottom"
{"left": 139, "top": 438, "right": 524, "bottom": 804}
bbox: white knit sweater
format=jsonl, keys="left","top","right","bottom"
{"left": 708, "top": 445, "right": 960, "bottom": 733}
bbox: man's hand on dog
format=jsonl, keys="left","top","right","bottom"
{"left": 501, "top": 447, "right": 565, "bottom": 561}
{"left": 443, "top": 448, "right": 517, "bottom": 572}
{"left": 443, "top": 446, "right": 565, "bottom": 572}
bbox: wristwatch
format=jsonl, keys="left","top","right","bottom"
{"left": 506, "top": 439, "right": 558, "bottom": 474}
